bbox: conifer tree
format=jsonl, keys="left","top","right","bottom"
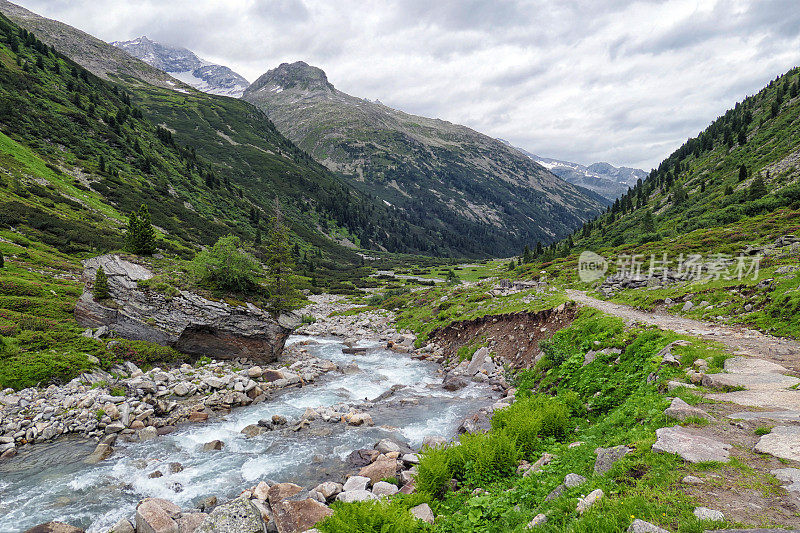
{"left": 0, "top": 250, "right": 4, "bottom": 269}
{"left": 265, "top": 200, "right": 302, "bottom": 313}
{"left": 94, "top": 266, "right": 110, "bottom": 300}
{"left": 124, "top": 211, "right": 139, "bottom": 253}
{"left": 749, "top": 174, "right": 767, "bottom": 200}
{"left": 124, "top": 204, "right": 157, "bottom": 255}
{"left": 641, "top": 209, "right": 655, "bottom": 233}
{"left": 738, "top": 164, "right": 748, "bottom": 182}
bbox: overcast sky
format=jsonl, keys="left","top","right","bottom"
{"left": 14, "top": 0, "right": 800, "bottom": 169}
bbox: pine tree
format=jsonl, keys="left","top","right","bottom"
{"left": 124, "top": 211, "right": 139, "bottom": 253}
{"left": 725, "top": 184, "right": 734, "bottom": 195}
{"left": 522, "top": 245, "right": 533, "bottom": 264}
{"left": 134, "top": 204, "right": 157, "bottom": 255}
{"left": 641, "top": 209, "right": 655, "bottom": 233}
{"left": 0, "top": 251, "right": 4, "bottom": 269}
{"left": 265, "top": 200, "right": 302, "bottom": 313}
{"left": 94, "top": 266, "right": 110, "bottom": 300}
{"left": 738, "top": 164, "right": 748, "bottom": 182}
{"left": 749, "top": 174, "right": 767, "bottom": 200}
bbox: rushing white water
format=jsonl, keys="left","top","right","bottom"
{"left": 0, "top": 336, "right": 497, "bottom": 532}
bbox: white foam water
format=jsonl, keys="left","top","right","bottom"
{"left": 0, "top": 336, "right": 496, "bottom": 532}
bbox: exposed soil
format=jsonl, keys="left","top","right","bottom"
{"left": 429, "top": 303, "right": 577, "bottom": 368}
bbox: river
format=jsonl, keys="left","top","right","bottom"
{"left": 0, "top": 335, "right": 497, "bottom": 532}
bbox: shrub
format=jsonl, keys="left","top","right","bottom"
{"left": 415, "top": 444, "right": 454, "bottom": 498}
{"left": 108, "top": 339, "right": 182, "bottom": 368}
{"left": 491, "top": 395, "right": 571, "bottom": 458}
{"left": 0, "top": 350, "right": 94, "bottom": 390}
{"left": 318, "top": 499, "right": 427, "bottom": 533}
{"left": 190, "top": 235, "right": 262, "bottom": 294}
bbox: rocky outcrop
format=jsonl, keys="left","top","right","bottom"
{"left": 75, "top": 254, "right": 298, "bottom": 362}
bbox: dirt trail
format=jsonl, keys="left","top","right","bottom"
{"left": 566, "top": 289, "right": 800, "bottom": 371}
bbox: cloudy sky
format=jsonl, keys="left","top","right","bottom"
{"left": 14, "top": 0, "right": 800, "bottom": 169}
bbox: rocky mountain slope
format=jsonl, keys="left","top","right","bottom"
{"left": 499, "top": 140, "right": 645, "bottom": 200}
{"left": 243, "top": 61, "right": 606, "bottom": 256}
{"left": 112, "top": 36, "right": 249, "bottom": 97}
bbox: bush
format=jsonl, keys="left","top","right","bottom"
{"left": 490, "top": 395, "right": 571, "bottom": 458}
{"left": 108, "top": 339, "right": 183, "bottom": 368}
{"left": 94, "top": 266, "right": 109, "bottom": 299}
{"left": 190, "top": 235, "right": 262, "bottom": 293}
{"left": 0, "top": 350, "right": 94, "bottom": 389}
{"left": 318, "top": 499, "right": 428, "bottom": 533}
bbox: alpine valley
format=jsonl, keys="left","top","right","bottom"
{"left": 1, "top": 2, "right": 800, "bottom": 533}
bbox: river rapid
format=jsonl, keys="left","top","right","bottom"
{"left": 0, "top": 335, "right": 498, "bottom": 532}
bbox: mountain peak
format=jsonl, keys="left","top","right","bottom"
{"left": 248, "top": 61, "right": 334, "bottom": 94}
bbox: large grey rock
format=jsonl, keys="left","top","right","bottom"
{"left": 22, "top": 523, "right": 84, "bottom": 533}
{"left": 594, "top": 445, "right": 631, "bottom": 474}
{"left": 564, "top": 473, "right": 587, "bottom": 488}
{"left": 755, "top": 426, "right": 800, "bottom": 461}
{"left": 336, "top": 490, "right": 376, "bottom": 503}
{"left": 652, "top": 426, "right": 730, "bottom": 463}
{"left": 196, "top": 497, "right": 265, "bottom": 533}
{"left": 342, "top": 476, "right": 370, "bottom": 492}
{"left": 75, "top": 254, "right": 295, "bottom": 362}
{"left": 358, "top": 455, "right": 398, "bottom": 484}
{"left": 664, "top": 398, "right": 714, "bottom": 421}
{"left": 693, "top": 507, "right": 724, "bottom": 521}
{"left": 467, "top": 347, "right": 490, "bottom": 376}
{"left": 772, "top": 468, "right": 800, "bottom": 493}
{"left": 372, "top": 481, "right": 399, "bottom": 497}
{"left": 627, "top": 519, "right": 670, "bottom": 532}
{"left": 409, "top": 503, "right": 434, "bottom": 524}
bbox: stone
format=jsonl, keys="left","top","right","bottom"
{"left": 313, "top": 482, "right": 343, "bottom": 501}
{"left": 188, "top": 411, "right": 209, "bottom": 423}
{"left": 422, "top": 436, "right": 448, "bottom": 448}
{"left": 627, "top": 519, "right": 670, "bottom": 532}
{"left": 196, "top": 497, "right": 264, "bottom": 533}
{"left": 525, "top": 513, "right": 547, "bottom": 529}
{"left": 22, "top": 524, "right": 84, "bottom": 533}
{"left": 202, "top": 440, "right": 224, "bottom": 452}
{"left": 346, "top": 449, "right": 380, "bottom": 468}
{"left": 252, "top": 481, "right": 270, "bottom": 502}
{"left": 267, "top": 482, "right": 303, "bottom": 506}
{"left": 342, "top": 476, "right": 370, "bottom": 492}
{"left": 173, "top": 383, "right": 190, "bottom": 397}
{"left": 564, "top": 473, "right": 587, "bottom": 488}
{"left": 109, "top": 518, "right": 135, "bottom": 533}
{"left": 442, "top": 374, "right": 467, "bottom": 391}
{"left": 682, "top": 301, "right": 694, "bottom": 312}
{"left": 409, "top": 503, "right": 434, "bottom": 524}
{"left": 358, "top": 456, "right": 398, "bottom": 484}
{"left": 374, "top": 438, "right": 403, "bottom": 454}
{"left": 693, "top": 507, "right": 724, "bottom": 521}
{"left": 466, "top": 347, "right": 490, "bottom": 376}
{"left": 401, "top": 453, "right": 419, "bottom": 465}
{"left": 75, "top": 254, "right": 295, "bottom": 363}
{"left": 136, "top": 498, "right": 181, "bottom": 533}
{"left": 336, "top": 490, "right": 376, "bottom": 502}
{"left": 345, "top": 413, "right": 373, "bottom": 426}
{"left": 372, "top": 481, "right": 400, "bottom": 497}
{"left": 273, "top": 498, "right": 333, "bottom": 533}
{"left": 755, "top": 426, "right": 800, "bottom": 461}
{"left": 84, "top": 443, "right": 113, "bottom": 464}
{"left": 664, "top": 397, "right": 714, "bottom": 421}
{"left": 772, "top": 468, "right": 800, "bottom": 492}
{"left": 682, "top": 475, "right": 703, "bottom": 485}
{"left": 652, "top": 426, "right": 731, "bottom": 463}
{"left": 139, "top": 426, "right": 159, "bottom": 442}
{"left": 576, "top": 489, "right": 604, "bottom": 514}
{"left": 240, "top": 424, "right": 265, "bottom": 438}
{"left": 594, "top": 445, "right": 630, "bottom": 474}
{"left": 544, "top": 484, "right": 565, "bottom": 501}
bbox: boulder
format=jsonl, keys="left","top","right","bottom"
{"left": 442, "top": 374, "right": 467, "bottom": 391}
{"left": 372, "top": 481, "right": 399, "bottom": 497}
{"left": 755, "top": 426, "right": 800, "bottom": 461}
{"left": 313, "top": 482, "right": 343, "bottom": 501}
{"left": 267, "top": 483, "right": 303, "bottom": 506}
{"left": 202, "top": 440, "right": 225, "bottom": 452}
{"left": 576, "top": 489, "right": 603, "bottom": 514}
{"left": 358, "top": 456, "right": 398, "bottom": 484}
{"left": 466, "top": 347, "right": 490, "bottom": 376}
{"left": 177, "top": 513, "right": 208, "bottom": 533}
{"left": 273, "top": 498, "right": 332, "bottom": 533}
{"left": 627, "top": 519, "right": 670, "bottom": 532}
{"left": 75, "top": 254, "right": 295, "bottom": 362}
{"left": 525, "top": 513, "right": 547, "bottom": 529}
{"left": 196, "top": 497, "right": 265, "bottom": 533}
{"left": 84, "top": 443, "right": 113, "bottom": 464}
{"left": 594, "top": 445, "right": 631, "bottom": 474}
{"left": 22, "top": 524, "right": 84, "bottom": 533}
{"left": 345, "top": 413, "right": 373, "bottom": 426}
{"left": 336, "top": 490, "right": 376, "bottom": 503}
{"left": 108, "top": 518, "right": 135, "bottom": 533}
{"left": 136, "top": 498, "right": 181, "bottom": 533}
{"left": 409, "top": 503, "right": 434, "bottom": 524}
{"left": 346, "top": 449, "right": 380, "bottom": 468}
{"left": 652, "top": 426, "right": 730, "bottom": 463}
{"left": 342, "top": 476, "right": 370, "bottom": 492}
{"left": 252, "top": 481, "right": 271, "bottom": 502}
{"left": 664, "top": 398, "right": 714, "bottom": 421}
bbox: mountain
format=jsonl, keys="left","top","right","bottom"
{"left": 0, "top": 0, "right": 502, "bottom": 259}
{"left": 498, "top": 140, "right": 645, "bottom": 200}
{"left": 242, "top": 61, "right": 606, "bottom": 256}
{"left": 112, "top": 36, "right": 249, "bottom": 98}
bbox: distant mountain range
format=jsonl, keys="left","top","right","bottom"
{"left": 112, "top": 36, "right": 249, "bottom": 98}
{"left": 499, "top": 141, "right": 646, "bottom": 200}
